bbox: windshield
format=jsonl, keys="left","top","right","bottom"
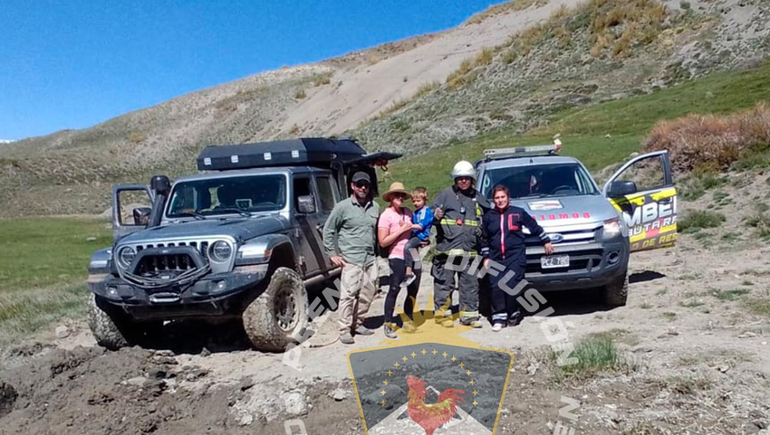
{"left": 480, "top": 163, "right": 598, "bottom": 199}
{"left": 166, "top": 174, "right": 287, "bottom": 218}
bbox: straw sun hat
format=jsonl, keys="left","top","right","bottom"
{"left": 381, "top": 182, "right": 412, "bottom": 202}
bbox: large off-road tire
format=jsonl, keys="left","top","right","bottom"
{"left": 601, "top": 272, "right": 628, "bottom": 307}
{"left": 242, "top": 267, "right": 309, "bottom": 352}
{"left": 88, "top": 294, "right": 162, "bottom": 350}
{"left": 88, "top": 293, "right": 132, "bottom": 350}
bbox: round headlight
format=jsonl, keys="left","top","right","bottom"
{"left": 117, "top": 246, "right": 136, "bottom": 268}
{"left": 210, "top": 241, "right": 232, "bottom": 262}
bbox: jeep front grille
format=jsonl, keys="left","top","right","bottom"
{"left": 134, "top": 252, "right": 197, "bottom": 275}
{"left": 135, "top": 241, "right": 210, "bottom": 260}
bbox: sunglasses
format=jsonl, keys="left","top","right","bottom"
{"left": 392, "top": 193, "right": 407, "bottom": 199}
{"left": 354, "top": 181, "right": 370, "bottom": 188}
{"left": 456, "top": 177, "right": 472, "bottom": 182}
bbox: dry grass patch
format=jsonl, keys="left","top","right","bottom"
{"left": 464, "top": 0, "right": 550, "bottom": 26}
{"left": 413, "top": 81, "right": 440, "bottom": 100}
{"left": 589, "top": 0, "right": 668, "bottom": 58}
{"left": 744, "top": 297, "right": 770, "bottom": 316}
{"left": 708, "top": 288, "right": 750, "bottom": 301}
{"left": 311, "top": 72, "right": 332, "bottom": 87}
{"left": 643, "top": 102, "right": 770, "bottom": 173}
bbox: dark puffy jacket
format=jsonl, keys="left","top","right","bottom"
{"left": 481, "top": 205, "right": 550, "bottom": 262}
{"left": 432, "top": 186, "right": 491, "bottom": 256}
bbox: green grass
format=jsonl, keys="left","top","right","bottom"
{"left": 744, "top": 297, "right": 770, "bottom": 316}
{"left": 552, "top": 335, "right": 623, "bottom": 378}
{"left": 677, "top": 210, "right": 726, "bottom": 232}
{"left": 0, "top": 217, "right": 111, "bottom": 343}
{"left": 0, "top": 217, "right": 112, "bottom": 293}
{"left": 387, "top": 61, "right": 770, "bottom": 195}
{"left": 662, "top": 312, "right": 677, "bottom": 321}
{"left": 0, "top": 283, "right": 87, "bottom": 345}
{"left": 709, "top": 288, "right": 750, "bottom": 301}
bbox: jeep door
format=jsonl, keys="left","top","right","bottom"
{"left": 111, "top": 185, "right": 153, "bottom": 242}
{"left": 603, "top": 151, "right": 677, "bottom": 252}
{"left": 292, "top": 175, "right": 325, "bottom": 277}
{"left": 312, "top": 173, "right": 341, "bottom": 272}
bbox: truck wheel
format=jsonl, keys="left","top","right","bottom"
{"left": 87, "top": 293, "right": 132, "bottom": 350}
{"left": 242, "top": 267, "right": 309, "bottom": 352}
{"left": 602, "top": 272, "right": 628, "bottom": 307}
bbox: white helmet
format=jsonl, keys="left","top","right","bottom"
{"left": 451, "top": 160, "right": 476, "bottom": 181}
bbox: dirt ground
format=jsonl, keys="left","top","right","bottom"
{"left": 1, "top": 172, "right": 770, "bottom": 435}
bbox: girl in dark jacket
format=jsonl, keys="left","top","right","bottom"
{"left": 481, "top": 185, "right": 553, "bottom": 332}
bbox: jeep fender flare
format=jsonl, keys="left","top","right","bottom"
{"left": 239, "top": 234, "right": 298, "bottom": 271}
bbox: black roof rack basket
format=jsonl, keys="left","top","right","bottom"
{"left": 197, "top": 137, "right": 369, "bottom": 171}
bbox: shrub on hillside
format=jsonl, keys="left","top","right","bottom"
{"left": 643, "top": 103, "right": 770, "bottom": 173}
{"left": 678, "top": 210, "right": 725, "bottom": 232}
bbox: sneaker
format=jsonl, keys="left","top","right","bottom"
{"left": 508, "top": 312, "right": 523, "bottom": 327}
{"left": 401, "top": 273, "right": 416, "bottom": 288}
{"left": 340, "top": 332, "right": 355, "bottom": 345}
{"left": 460, "top": 318, "right": 483, "bottom": 329}
{"left": 492, "top": 323, "right": 504, "bottom": 332}
{"left": 384, "top": 325, "right": 398, "bottom": 339}
{"left": 436, "top": 318, "right": 454, "bottom": 328}
{"left": 402, "top": 321, "right": 417, "bottom": 333}
{"left": 355, "top": 326, "right": 375, "bottom": 336}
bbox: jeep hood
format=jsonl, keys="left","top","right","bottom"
{"left": 512, "top": 194, "right": 619, "bottom": 229}
{"left": 118, "top": 215, "right": 289, "bottom": 245}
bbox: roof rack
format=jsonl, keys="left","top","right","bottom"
{"left": 196, "top": 137, "right": 367, "bottom": 171}
{"left": 483, "top": 139, "right": 562, "bottom": 160}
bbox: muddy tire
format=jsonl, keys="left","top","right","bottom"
{"left": 602, "top": 272, "right": 628, "bottom": 307}
{"left": 242, "top": 267, "right": 309, "bottom": 352}
{"left": 88, "top": 294, "right": 132, "bottom": 350}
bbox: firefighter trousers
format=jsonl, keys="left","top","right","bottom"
{"left": 431, "top": 254, "right": 479, "bottom": 322}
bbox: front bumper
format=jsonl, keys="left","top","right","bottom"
{"left": 87, "top": 264, "right": 269, "bottom": 320}
{"left": 523, "top": 239, "right": 628, "bottom": 292}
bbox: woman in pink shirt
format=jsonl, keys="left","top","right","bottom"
{"left": 378, "top": 182, "right": 422, "bottom": 339}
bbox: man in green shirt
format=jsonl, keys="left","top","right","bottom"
{"left": 323, "top": 171, "right": 380, "bottom": 345}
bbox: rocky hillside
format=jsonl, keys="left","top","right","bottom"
{"left": 1, "top": 0, "right": 769, "bottom": 216}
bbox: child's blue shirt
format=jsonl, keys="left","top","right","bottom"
{"left": 412, "top": 206, "right": 434, "bottom": 241}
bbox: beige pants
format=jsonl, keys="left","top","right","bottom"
{"left": 338, "top": 261, "right": 378, "bottom": 335}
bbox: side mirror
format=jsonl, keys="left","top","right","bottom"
{"left": 297, "top": 195, "right": 316, "bottom": 214}
{"left": 607, "top": 180, "right": 637, "bottom": 198}
{"left": 132, "top": 207, "right": 152, "bottom": 226}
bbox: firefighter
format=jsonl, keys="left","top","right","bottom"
{"left": 432, "top": 161, "right": 490, "bottom": 328}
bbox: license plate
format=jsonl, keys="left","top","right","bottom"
{"left": 541, "top": 255, "right": 569, "bottom": 269}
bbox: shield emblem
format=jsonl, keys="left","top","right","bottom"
{"left": 348, "top": 304, "right": 513, "bottom": 435}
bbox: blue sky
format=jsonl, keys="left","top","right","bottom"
{"left": 0, "top": 0, "right": 502, "bottom": 140}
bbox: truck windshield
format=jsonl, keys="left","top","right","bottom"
{"left": 480, "top": 163, "right": 598, "bottom": 199}
{"left": 166, "top": 174, "right": 287, "bottom": 218}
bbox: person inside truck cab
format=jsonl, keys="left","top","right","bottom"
{"left": 215, "top": 185, "right": 237, "bottom": 210}
{"left": 169, "top": 185, "right": 198, "bottom": 215}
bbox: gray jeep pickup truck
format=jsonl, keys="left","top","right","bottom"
{"left": 477, "top": 141, "right": 678, "bottom": 306}
{"left": 86, "top": 138, "right": 398, "bottom": 351}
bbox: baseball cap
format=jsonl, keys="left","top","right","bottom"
{"left": 351, "top": 172, "right": 371, "bottom": 184}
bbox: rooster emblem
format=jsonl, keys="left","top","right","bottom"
{"left": 406, "top": 375, "right": 466, "bottom": 435}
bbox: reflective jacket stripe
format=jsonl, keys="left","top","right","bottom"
{"left": 439, "top": 218, "right": 479, "bottom": 227}
{"left": 499, "top": 213, "right": 505, "bottom": 259}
